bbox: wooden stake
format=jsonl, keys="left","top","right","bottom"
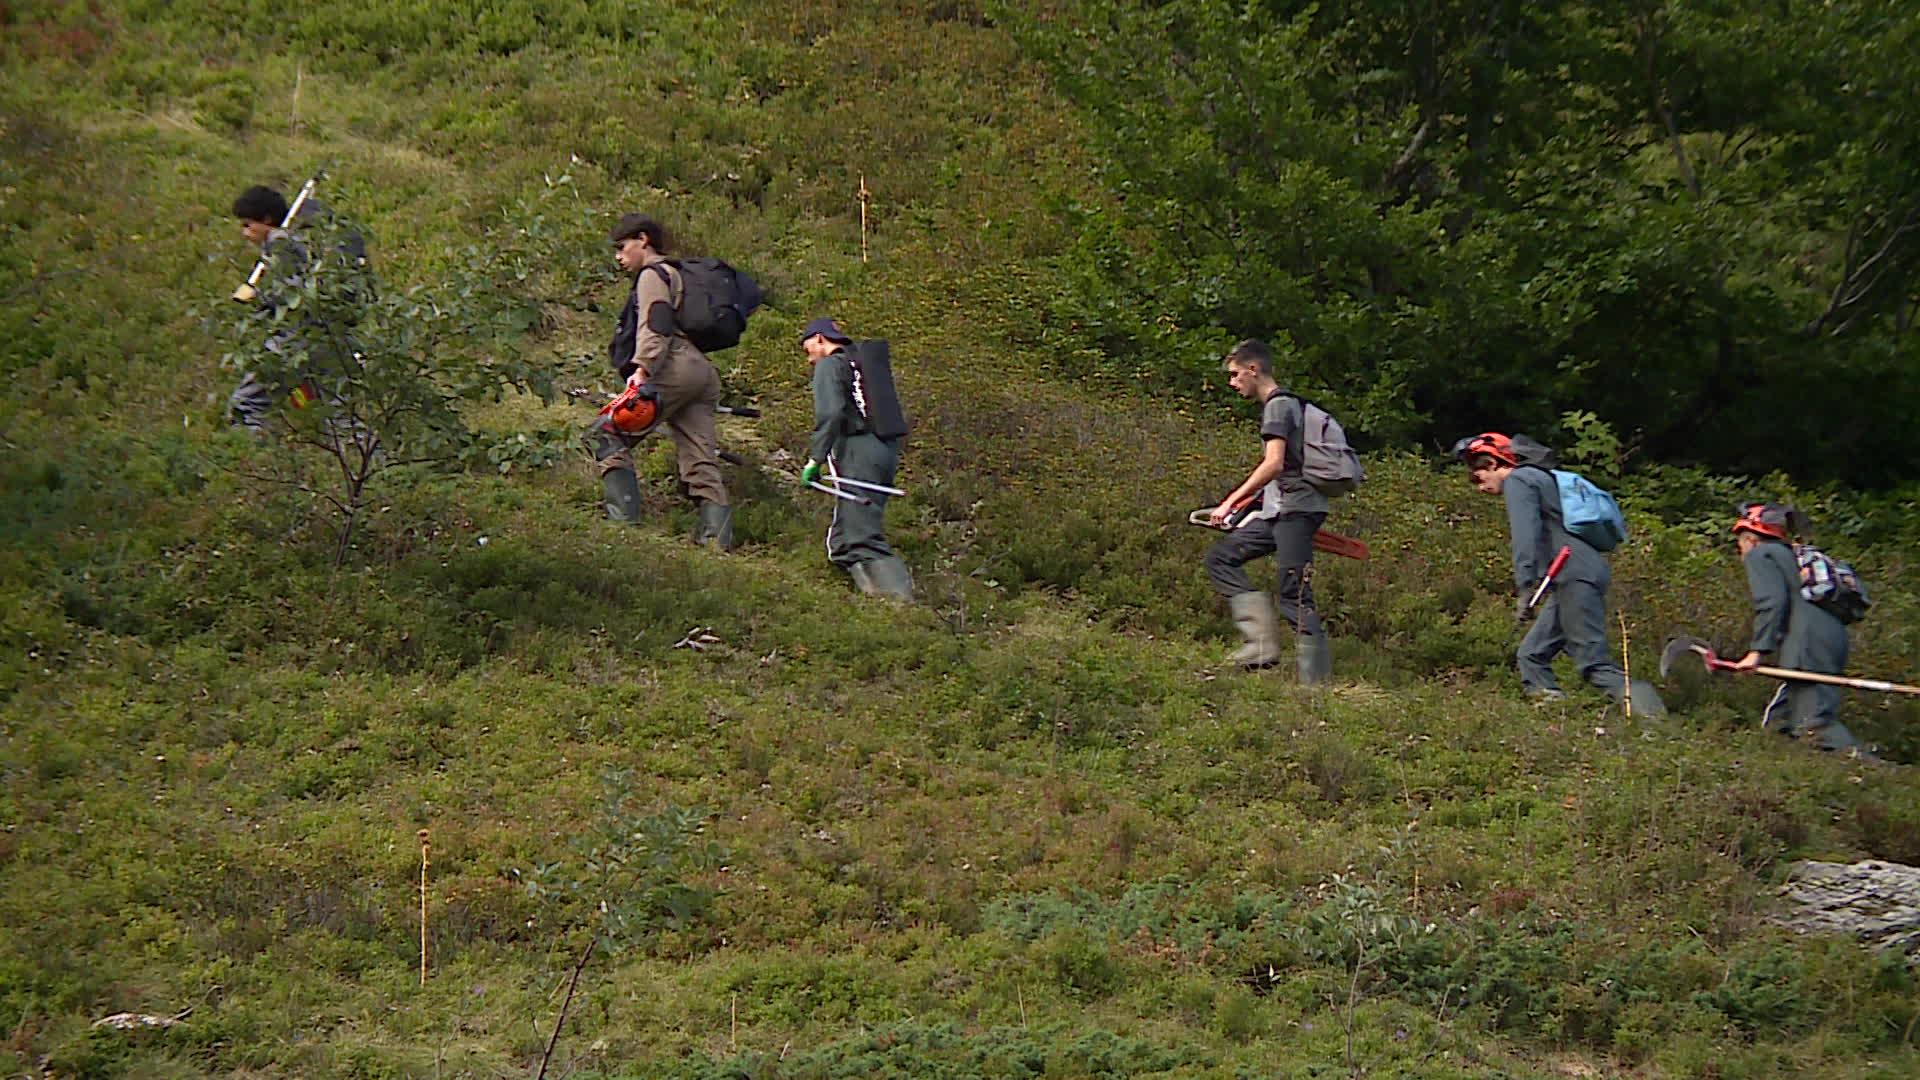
{"left": 418, "top": 828, "right": 430, "bottom": 985}
{"left": 1619, "top": 613, "right": 1633, "bottom": 720}
{"left": 858, "top": 175, "right": 871, "bottom": 263}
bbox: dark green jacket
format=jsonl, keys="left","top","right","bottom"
{"left": 809, "top": 347, "right": 873, "bottom": 464}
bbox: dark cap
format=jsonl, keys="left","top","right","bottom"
{"left": 799, "top": 317, "right": 851, "bottom": 346}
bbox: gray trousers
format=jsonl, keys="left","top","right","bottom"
{"left": 1518, "top": 579, "right": 1626, "bottom": 697}
{"left": 1764, "top": 684, "right": 1859, "bottom": 750}
{"left": 1203, "top": 511, "right": 1326, "bottom": 631}
{"left": 826, "top": 434, "right": 901, "bottom": 568}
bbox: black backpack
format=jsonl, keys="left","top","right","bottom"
{"left": 651, "top": 258, "right": 763, "bottom": 354}
{"left": 848, "top": 339, "right": 910, "bottom": 440}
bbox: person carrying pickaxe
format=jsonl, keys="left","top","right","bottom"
{"left": 1664, "top": 503, "right": 1892, "bottom": 755}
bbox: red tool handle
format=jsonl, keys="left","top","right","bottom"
{"left": 1527, "top": 545, "right": 1572, "bottom": 609}
{"left": 1544, "top": 545, "right": 1570, "bottom": 582}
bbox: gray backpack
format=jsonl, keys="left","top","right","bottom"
{"left": 1286, "top": 395, "right": 1365, "bottom": 496}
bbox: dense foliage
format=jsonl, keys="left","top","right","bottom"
{"left": 1008, "top": 0, "right": 1920, "bottom": 484}
{"left": 2, "top": 2, "right": 1918, "bottom": 1079}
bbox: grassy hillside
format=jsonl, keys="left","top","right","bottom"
{"left": 3, "top": 2, "right": 1918, "bottom": 1078}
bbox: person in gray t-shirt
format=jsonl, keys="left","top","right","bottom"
{"left": 1202, "top": 339, "right": 1332, "bottom": 682}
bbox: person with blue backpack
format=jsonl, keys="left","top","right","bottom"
{"left": 1728, "top": 503, "right": 1865, "bottom": 754}
{"left": 1453, "top": 432, "right": 1664, "bottom": 715}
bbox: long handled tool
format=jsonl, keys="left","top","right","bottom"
{"left": 1503, "top": 545, "right": 1573, "bottom": 661}
{"left": 831, "top": 475, "right": 906, "bottom": 497}
{"left": 806, "top": 479, "right": 871, "bottom": 505}
{"left": 1660, "top": 635, "right": 1920, "bottom": 696}
{"left": 232, "top": 169, "right": 325, "bottom": 304}
{"left": 1185, "top": 500, "right": 1371, "bottom": 560}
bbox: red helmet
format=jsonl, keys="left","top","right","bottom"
{"left": 1731, "top": 502, "right": 1790, "bottom": 540}
{"left": 1452, "top": 432, "right": 1518, "bottom": 467}
{"left": 597, "top": 384, "right": 661, "bottom": 437}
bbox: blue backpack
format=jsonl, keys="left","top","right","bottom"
{"left": 1550, "top": 470, "right": 1628, "bottom": 552}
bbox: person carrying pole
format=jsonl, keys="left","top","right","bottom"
{"left": 595, "top": 214, "right": 733, "bottom": 547}
{"left": 1453, "top": 432, "right": 1664, "bottom": 714}
{"left": 226, "top": 181, "right": 370, "bottom": 432}
{"left": 798, "top": 317, "right": 912, "bottom": 600}
{"left": 1202, "top": 339, "right": 1333, "bottom": 682}
{"left": 1728, "top": 503, "right": 1866, "bottom": 754}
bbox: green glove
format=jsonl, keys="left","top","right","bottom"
{"left": 800, "top": 460, "right": 822, "bottom": 486}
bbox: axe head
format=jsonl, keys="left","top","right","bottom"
{"left": 1659, "top": 635, "right": 1718, "bottom": 678}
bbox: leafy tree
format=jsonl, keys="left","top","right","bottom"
{"left": 520, "top": 773, "right": 725, "bottom": 1080}
{"left": 1007, "top": 0, "right": 1920, "bottom": 484}
{"left": 219, "top": 186, "right": 566, "bottom": 563}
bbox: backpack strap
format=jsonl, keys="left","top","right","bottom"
{"left": 644, "top": 261, "right": 684, "bottom": 309}
{"left": 639, "top": 262, "right": 686, "bottom": 339}
{"left": 1262, "top": 390, "right": 1309, "bottom": 477}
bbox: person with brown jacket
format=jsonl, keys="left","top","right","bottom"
{"left": 594, "top": 214, "right": 732, "bottom": 547}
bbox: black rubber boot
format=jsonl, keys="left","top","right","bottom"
{"left": 601, "top": 467, "right": 642, "bottom": 524}
{"left": 695, "top": 501, "right": 735, "bottom": 551}
{"left": 861, "top": 556, "right": 914, "bottom": 601}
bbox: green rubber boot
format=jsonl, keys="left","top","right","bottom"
{"left": 1295, "top": 612, "right": 1332, "bottom": 686}
{"left": 1228, "top": 592, "right": 1282, "bottom": 669}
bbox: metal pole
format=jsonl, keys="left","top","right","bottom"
{"left": 808, "top": 480, "right": 871, "bottom": 504}
{"left": 233, "top": 170, "right": 325, "bottom": 302}
{"left": 830, "top": 476, "right": 905, "bottom": 497}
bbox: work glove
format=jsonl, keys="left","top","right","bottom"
{"left": 1514, "top": 594, "right": 1535, "bottom": 625}
{"left": 800, "top": 460, "right": 822, "bottom": 486}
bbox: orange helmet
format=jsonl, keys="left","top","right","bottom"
{"left": 1451, "top": 432, "right": 1518, "bottom": 467}
{"left": 1731, "top": 502, "right": 1790, "bottom": 540}
{"left": 597, "top": 384, "right": 661, "bottom": 437}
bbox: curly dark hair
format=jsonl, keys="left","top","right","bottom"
{"left": 232, "top": 185, "right": 289, "bottom": 225}
{"left": 609, "top": 213, "right": 671, "bottom": 253}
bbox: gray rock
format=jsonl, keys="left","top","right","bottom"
{"left": 1778, "top": 860, "right": 1920, "bottom": 962}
